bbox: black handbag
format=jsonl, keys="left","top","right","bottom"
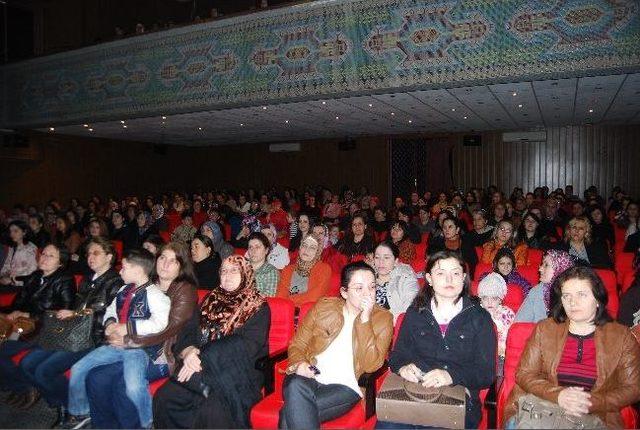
{"left": 35, "top": 309, "right": 94, "bottom": 352}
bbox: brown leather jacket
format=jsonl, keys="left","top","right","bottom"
{"left": 124, "top": 281, "right": 198, "bottom": 373}
{"left": 505, "top": 318, "right": 640, "bottom": 428}
{"left": 287, "top": 297, "right": 393, "bottom": 383}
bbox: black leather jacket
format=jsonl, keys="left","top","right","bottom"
{"left": 75, "top": 268, "right": 124, "bottom": 345}
{"left": 12, "top": 268, "right": 76, "bottom": 318}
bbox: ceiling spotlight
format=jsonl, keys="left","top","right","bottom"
{"left": 240, "top": 123, "right": 244, "bottom": 127}
{"left": 83, "top": 124, "right": 89, "bottom": 128}
{"left": 123, "top": 125, "right": 127, "bottom": 129}
{"left": 48, "top": 127, "right": 55, "bottom": 132}
{"left": 162, "top": 121, "right": 166, "bottom": 125}
{"left": 391, "top": 112, "right": 395, "bottom": 116}
{"left": 262, "top": 106, "right": 267, "bottom": 110}
{"left": 285, "top": 120, "right": 289, "bottom": 124}
{"left": 335, "top": 116, "right": 339, "bottom": 120}
{"left": 368, "top": 103, "right": 373, "bottom": 107}
{"left": 198, "top": 127, "right": 203, "bottom": 131}
{"left": 451, "top": 108, "right": 456, "bottom": 112}
{"left": 120, "top": 120, "right": 125, "bottom": 124}
{"left": 322, "top": 101, "right": 326, "bottom": 105}
{"left": 518, "top": 104, "right": 523, "bottom": 108}
{"left": 408, "top": 120, "right": 413, "bottom": 124}
{"left": 161, "top": 116, "right": 167, "bottom": 120}
{"left": 88, "top": 128, "right": 94, "bottom": 131}
{"left": 463, "top": 116, "right": 468, "bottom": 120}
{"left": 512, "top": 92, "right": 517, "bottom": 96}
{"left": 588, "top": 108, "right": 594, "bottom": 113}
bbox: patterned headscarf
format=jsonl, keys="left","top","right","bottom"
{"left": 138, "top": 211, "right": 153, "bottom": 235}
{"left": 199, "top": 255, "right": 265, "bottom": 341}
{"left": 152, "top": 204, "right": 165, "bottom": 220}
{"left": 295, "top": 234, "right": 323, "bottom": 277}
{"left": 542, "top": 249, "right": 575, "bottom": 310}
{"left": 202, "top": 221, "right": 224, "bottom": 251}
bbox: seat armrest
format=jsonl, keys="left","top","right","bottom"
{"left": 256, "top": 348, "right": 289, "bottom": 395}
{"left": 358, "top": 362, "right": 389, "bottom": 419}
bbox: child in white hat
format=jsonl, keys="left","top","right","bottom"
{"left": 478, "top": 272, "right": 515, "bottom": 375}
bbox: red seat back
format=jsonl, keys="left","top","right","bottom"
{"left": 392, "top": 313, "right": 405, "bottom": 348}
{"left": 111, "top": 240, "right": 123, "bottom": 263}
{"left": 497, "top": 322, "right": 536, "bottom": 428}
{"left": 594, "top": 268, "right": 619, "bottom": 318}
{"left": 415, "top": 242, "right": 427, "bottom": 262}
{"left": 328, "top": 272, "right": 341, "bottom": 297}
{"left": 74, "top": 274, "right": 84, "bottom": 289}
{"left": 224, "top": 224, "right": 232, "bottom": 241}
{"left": 616, "top": 252, "right": 635, "bottom": 287}
{"left": 265, "top": 297, "right": 295, "bottom": 355}
{"left": 474, "top": 262, "right": 493, "bottom": 281}
{"left": 297, "top": 301, "right": 316, "bottom": 324}
{"left": 197, "top": 289, "right": 209, "bottom": 304}
{"left": 526, "top": 249, "right": 543, "bottom": 268}
{"left": 159, "top": 231, "right": 170, "bottom": 243}
{"left": 504, "top": 284, "right": 525, "bottom": 313}
{"left": 517, "top": 266, "right": 540, "bottom": 286}
{"left": 475, "top": 246, "right": 484, "bottom": 261}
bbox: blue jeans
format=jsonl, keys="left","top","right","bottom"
{"left": 0, "top": 340, "right": 33, "bottom": 393}
{"left": 20, "top": 347, "right": 91, "bottom": 407}
{"left": 279, "top": 375, "right": 361, "bottom": 429}
{"left": 69, "top": 345, "right": 160, "bottom": 428}
{"left": 86, "top": 361, "right": 168, "bottom": 429}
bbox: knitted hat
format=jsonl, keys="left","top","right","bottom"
{"left": 478, "top": 272, "right": 508, "bottom": 300}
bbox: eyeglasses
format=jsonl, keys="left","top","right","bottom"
{"left": 348, "top": 285, "right": 376, "bottom": 293}
{"left": 220, "top": 268, "right": 241, "bottom": 276}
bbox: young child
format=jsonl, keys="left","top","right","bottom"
{"left": 328, "top": 225, "right": 341, "bottom": 246}
{"left": 64, "top": 249, "right": 170, "bottom": 429}
{"left": 478, "top": 272, "right": 515, "bottom": 376}
{"left": 482, "top": 247, "right": 532, "bottom": 296}
{"left": 171, "top": 212, "right": 197, "bottom": 244}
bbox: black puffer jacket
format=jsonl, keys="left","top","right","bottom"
{"left": 75, "top": 268, "right": 124, "bottom": 345}
{"left": 12, "top": 268, "right": 76, "bottom": 317}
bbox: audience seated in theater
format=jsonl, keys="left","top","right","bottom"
{"left": 130, "top": 211, "right": 158, "bottom": 250}
{"left": 141, "top": 234, "right": 165, "bottom": 257}
{"left": 428, "top": 216, "right": 478, "bottom": 275}
{"left": 191, "top": 234, "right": 221, "bottom": 288}
{"left": 311, "top": 224, "right": 343, "bottom": 274}
{"left": 266, "top": 199, "right": 289, "bottom": 237}
{"left": 554, "top": 216, "right": 612, "bottom": 269}
{"left": 288, "top": 213, "right": 313, "bottom": 252}
{"left": 505, "top": 266, "right": 640, "bottom": 429}
{"left": 277, "top": 234, "right": 331, "bottom": 306}
{"left": 152, "top": 255, "right": 269, "bottom": 428}
{"left": 337, "top": 213, "right": 376, "bottom": 262}
{"left": 322, "top": 194, "right": 342, "bottom": 223}
{"left": 541, "top": 197, "right": 565, "bottom": 241}
{"left": 388, "top": 220, "right": 416, "bottom": 265}
{"left": 477, "top": 273, "right": 514, "bottom": 376}
{"left": 625, "top": 230, "right": 640, "bottom": 254}
{"left": 489, "top": 202, "right": 508, "bottom": 227}
{"left": 371, "top": 207, "right": 389, "bottom": 238}
{"left": 109, "top": 210, "right": 129, "bottom": 245}
{"left": 257, "top": 223, "right": 288, "bottom": 270}
{"left": 73, "top": 218, "right": 109, "bottom": 275}
{"left": 385, "top": 250, "right": 496, "bottom": 429}
{"left": 191, "top": 200, "right": 207, "bottom": 230}
{"left": 200, "top": 220, "right": 233, "bottom": 261}
{"left": 150, "top": 204, "right": 168, "bottom": 233}
{"left": 82, "top": 242, "right": 198, "bottom": 429}
{"left": 515, "top": 249, "right": 574, "bottom": 323}
{"left": 415, "top": 205, "right": 434, "bottom": 235}
{"left": 0, "top": 220, "right": 38, "bottom": 289}
{"left": 619, "top": 267, "right": 640, "bottom": 330}
{"left": 27, "top": 214, "right": 51, "bottom": 249}
{"left": 63, "top": 248, "right": 170, "bottom": 429}
{"left": 587, "top": 205, "right": 615, "bottom": 249}
{"left": 481, "top": 219, "right": 528, "bottom": 267}
{"left": 516, "top": 211, "right": 552, "bottom": 250}
{"left": 171, "top": 212, "right": 197, "bottom": 244}
{"left": 621, "top": 201, "right": 639, "bottom": 240}
{"left": 480, "top": 247, "right": 532, "bottom": 296}
{"left": 430, "top": 191, "right": 449, "bottom": 218}
{"left": 0, "top": 243, "right": 75, "bottom": 408}
{"left": 17, "top": 238, "right": 123, "bottom": 424}
{"left": 372, "top": 241, "right": 419, "bottom": 322}
{"left": 246, "top": 232, "right": 279, "bottom": 297}
{"left": 280, "top": 262, "right": 393, "bottom": 429}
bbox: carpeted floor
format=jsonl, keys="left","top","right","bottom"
{"left": 0, "top": 391, "right": 57, "bottom": 429}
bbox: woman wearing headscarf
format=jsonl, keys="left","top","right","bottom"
{"left": 276, "top": 234, "right": 332, "bottom": 306}
{"left": 153, "top": 255, "right": 270, "bottom": 428}
{"left": 515, "top": 249, "right": 575, "bottom": 322}
{"left": 200, "top": 220, "right": 234, "bottom": 261}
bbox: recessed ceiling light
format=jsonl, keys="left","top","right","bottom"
{"left": 368, "top": 103, "right": 373, "bottom": 107}
{"left": 518, "top": 104, "right": 523, "bottom": 108}
{"left": 322, "top": 101, "right": 326, "bottom": 105}
{"left": 88, "top": 128, "right": 94, "bottom": 131}
{"left": 262, "top": 106, "right": 267, "bottom": 110}
{"left": 512, "top": 92, "right": 517, "bottom": 96}
{"left": 198, "top": 127, "right": 203, "bottom": 130}
{"left": 83, "top": 124, "right": 89, "bottom": 128}
{"left": 161, "top": 116, "right": 167, "bottom": 120}
{"left": 408, "top": 120, "right": 412, "bottom": 124}
{"left": 463, "top": 116, "right": 468, "bottom": 120}
{"left": 285, "top": 120, "right": 289, "bottom": 124}
{"left": 588, "top": 108, "right": 594, "bottom": 113}
{"left": 120, "top": 120, "right": 125, "bottom": 124}
{"left": 48, "top": 127, "right": 55, "bottom": 132}
{"left": 451, "top": 108, "right": 456, "bottom": 112}
{"left": 240, "top": 123, "right": 244, "bottom": 126}
{"left": 123, "top": 125, "right": 127, "bottom": 129}
{"left": 335, "top": 116, "right": 339, "bottom": 120}
{"left": 391, "top": 112, "right": 395, "bottom": 116}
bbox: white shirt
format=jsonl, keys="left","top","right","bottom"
{"left": 268, "top": 243, "right": 290, "bottom": 270}
{"left": 314, "top": 307, "right": 362, "bottom": 397}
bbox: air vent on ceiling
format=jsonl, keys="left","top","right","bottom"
{"left": 502, "top": 130, "right": 547, "bottom": 142}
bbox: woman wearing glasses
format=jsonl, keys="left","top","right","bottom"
{"left": 481, "top": 220, "right": 528, "bottom": 267}
{"left": 279, "top": 262, "right": 393, "bottom": 428}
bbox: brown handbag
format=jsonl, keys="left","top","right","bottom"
{"left": 0, "top": 316, "right": 37, "bottom": 343}
{"left": 516, "top": 393, "right": 606, "bottom": 429}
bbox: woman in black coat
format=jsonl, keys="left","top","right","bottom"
{"left": 385, "top": 250, "right": 496, "bottom": 429}
{"left": 153, "top": 255, "right": 270, "bottom": 428}
{"left": 427, "top": 216, "right": 478, "bottom": 277}
{"left": 554, "top": 216, "right": 612, "bottom": 269}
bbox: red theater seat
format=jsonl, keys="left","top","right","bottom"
{"left": 616, "top": 252, "right": 635, "bottom": 288}
{"left": 0, "top": 292, "right": 17, "bottom": 307}
{"left": 517, "top": 266, "right": 539, "bottom": 286}
{"left": 525, "top": 248, "right": 543, "bottom": 268}
{"left": 594, "top": 269, "right": 619, "bottom": 318}
{"left": 111, "top": 240, "right": 123, "bottom": 263}
{"left": 159, "top": 231, "right": 170, "bottom": 243}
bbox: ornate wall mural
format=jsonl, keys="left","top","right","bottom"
{"left": 1, "top": 0, "right": 638, "bottom": 127}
